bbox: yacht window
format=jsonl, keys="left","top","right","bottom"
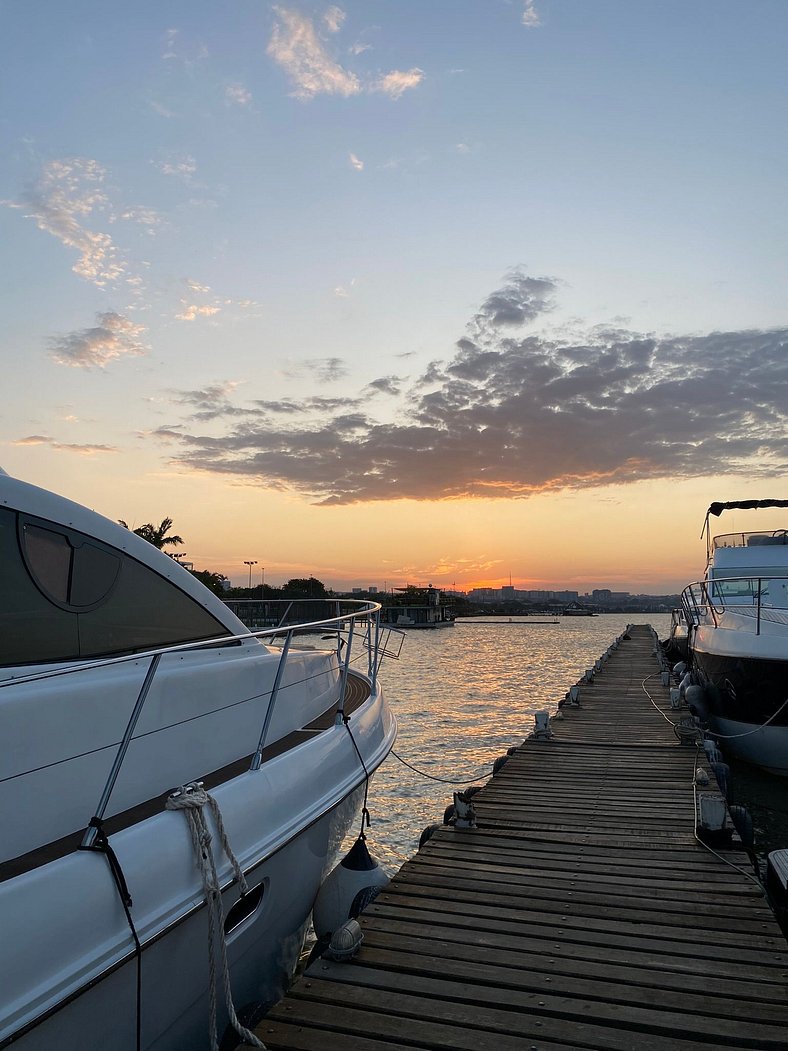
{"left": 22, "top": 522, "right": 121, "bottom": 610}
{"left": 22, "top": 524, "right": 72, "bottom": 604}
{"left": 1, "top": 509, "right": 229, "bottom": 666}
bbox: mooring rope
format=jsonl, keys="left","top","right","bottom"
{"left": 166, "top": 783, "right": 265, "bottom": 1051}
{"left": 640, "top": 674, "right": 763, "bottom": 886}
{"left": 390, "top": 748, "right": 491, "bottom": 785}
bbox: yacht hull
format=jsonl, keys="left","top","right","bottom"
{"left": 689, "top": 640, "right": 788, "bottom": 774}
{"left": 4, "top": 787, "right": 363, "bottom": 1051}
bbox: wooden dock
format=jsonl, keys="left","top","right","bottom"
{"left": 249, "top": 624, "right": 788, "bottom": 1050}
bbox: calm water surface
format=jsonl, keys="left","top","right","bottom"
{"left": 358, "top": 613, "right": 788, "bottom": 874}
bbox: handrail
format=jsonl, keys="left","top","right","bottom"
{"left": 2, "top": 600, "right": 386, "bottom": 846}
{"left": 680, "top": 574, "right": 788, "bottom": 638}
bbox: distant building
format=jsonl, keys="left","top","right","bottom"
{"left": 368, "top": 586, "right": 378, "bottom": 594}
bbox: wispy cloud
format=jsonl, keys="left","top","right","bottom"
{"left": 267, "top": 6, "right": 360, "bottom": 100}
{"left": 225, "top": 83, "right": 252, "bottom": 106}
{"left": 334, "top": 277, "right": 356, "bottom": 297}
{"left": 155, "top": 155, "right": 197, "bottom": 180}
{"left": 280, "top": 357, "right": 350, "bottom": 383}
{"left": 323, "top": 5, "right": 346, "bottom": 33}
{"left": 522, "top": 1, "right": 542, "bottom": 28}
{"left": 49, "top": 311, "right": 148, "bottom": 368}
{"left": 372, "top": 68, "right": 424, "bottom": 99}
{"left": 153, "top": 270, "right": 788, "bottom": 505}
{"left": 267, "top": 6, "right": 422, "bottom": 101}
{"left": 13, "top": 435, "right": 119, "bottom": 455}
{"left": 175, "top": 303, "right": 221, "bottom": 321}
{"left": 162, "top": 28, "right": 179, "bottom": 60}
{"left": 3, "top": 158, "right": 123, "bottom": 286}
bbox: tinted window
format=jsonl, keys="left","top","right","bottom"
{"left": 0, "top": 509, "right": 79, "bottom": 663}
{"left": 22, "top": 524, "right": 72, "bottom": 604}
{"left": 0, "top": 508, "right": 229, "bottom": 666}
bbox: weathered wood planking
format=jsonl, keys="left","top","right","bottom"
{"left": 249, "top": 624, "right": 788, "bottom": 1050}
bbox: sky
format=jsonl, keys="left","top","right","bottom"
{"left": 2, "top": 1, "right": 787, "bottom": 593}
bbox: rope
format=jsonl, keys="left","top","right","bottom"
{"left": 640, "top": 675, "right": 763, "bottom": 886}
{"left": 390, "top": 748, "right": 490, "bottom": 785}
{"left": 341, "top": 715, "right": 373, "bottom": 839}
{"left": 166, "top": 783, "right": 265, "bottom": 1051}
{"left": 80, "top": 819, "right": 143, "bottom": 1051}
{"left": 709, "top": 694, "right": 788, "bottom": 739}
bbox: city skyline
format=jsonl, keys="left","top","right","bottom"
{"left": 2, "top": 3, "right": 787, "bottom": 592}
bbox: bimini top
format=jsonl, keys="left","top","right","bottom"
{"left": 702, "top": 498, "right": 788, "bottom": 538}
{"left": 707, "top": 499, "right": 788, "bottom": 518}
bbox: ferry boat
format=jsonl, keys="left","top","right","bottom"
{"left": 681, "top": 498, "right": 788, "bottom": 774}
{"left": 0, "top": 469, "right": 397, "bottom": 1049}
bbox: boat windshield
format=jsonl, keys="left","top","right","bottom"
{"left": 712, "top": 530, "right": 788, "bottom": 551}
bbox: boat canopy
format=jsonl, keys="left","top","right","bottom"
{"left": 707, "top": 499, "right": 788, "bottom": 518}
{"left": 702, "top": 499, "right": 788, "bottom": 546}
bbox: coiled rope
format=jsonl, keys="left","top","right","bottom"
{"left": 166, "top": 783, "right": 265, "bottom": 1051}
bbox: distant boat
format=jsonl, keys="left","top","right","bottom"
{"left": 380, "top": 586, "right": 455, "bottom": 629}
{"left": 562, "top": 601, "right": 597, "bottom": 617}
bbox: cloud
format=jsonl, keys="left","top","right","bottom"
{"left": 4, "top": 158, "right": 123, "bottom": 286}
{"left": 268, "top": 7, "right": 422, "bottom": 101}
{"left": 323, "top": 6, "right": 346, "bottom": 33}
{"left": 522, "top": 1, "right": 542, "bottom": 27}
{"left": 334, "top": 277, "right": 356, "bottom": 297}
{"left": 49, "top": 312, "right": 148, "bottom": 368}
{"left": 372, "top": 69, "right": 424, "bottom": 99}
{"left": 267, "top": 6, "right": 360, "bottom": 100}
{"left": 155, "top": 155, "right": 197, "bottom": 180}
{"left": 226, "top": 83, "right": 252, "bottom": 106}
{"left": 348, "top": 152, "right": 364, "bottom": 171}
{"left": 13, "top": 435, "right": 118, "bottom": 455}
{"left": 168, "top": 381, "right": 246, "bottom": 421}
{"left": 118, "top": 206, "right": 162, "bottom": 228}
{"left": 175, "top": 303, "right": 221, "bottom": 321}
{"left": 152, "top": 271, "right": 788, "bottom": 505}
{"left": 366, "top": 376, "right": 403, "bottom": 397}
{"left": 281, "top": 357, "right": 350, "bottom": 383}
{"left": 472, "top": 268, "right": 558, "bottom": 334}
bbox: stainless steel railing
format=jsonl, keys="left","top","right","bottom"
{"left": 681, "top": 576, "right": 788, "bottom": 638}
{"left": 0, "top": 600, "right": 400, "bottom": 848}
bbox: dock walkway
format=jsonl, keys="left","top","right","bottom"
{"left": 251, "top": 624, "right": 788, "bottom": 1050}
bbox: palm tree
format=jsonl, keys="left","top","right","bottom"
{"left": 119, "top": 517, "right": 184, "bottom": 551}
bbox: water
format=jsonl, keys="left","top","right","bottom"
{"left": 359, "top": 613, "right": 788, "bottom": 875}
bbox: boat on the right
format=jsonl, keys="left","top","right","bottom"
{"left": 681, "top": 499, "right": 788, "bottom": 775}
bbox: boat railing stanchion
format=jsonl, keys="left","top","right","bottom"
{"left": 250, "top": 630, "right": 293, "bottom": 771}
{"left": 335, "top": 618, "right": 355, "bottom": 725}
{"left": 81, "top": 652, "right": 163, "bottom": 848}
{"left": 757, "top": 577, "right": 762, "bottom": 636}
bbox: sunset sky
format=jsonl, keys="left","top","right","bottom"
{"left": 2, "top": 2, "right": 787, "bottom": 592}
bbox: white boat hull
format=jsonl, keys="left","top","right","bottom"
{"left": 1, "top": 684, "right": 395, "bottom": 1049}
{"left": 6, "top": 788, "right": 362, "bottom": 1050}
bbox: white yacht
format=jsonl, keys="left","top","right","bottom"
{"left": 681, "top": 499, "right": 788, "bottom": 774}
{"left": 0, "top": 471, "right": 398, "bottom": 1049}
